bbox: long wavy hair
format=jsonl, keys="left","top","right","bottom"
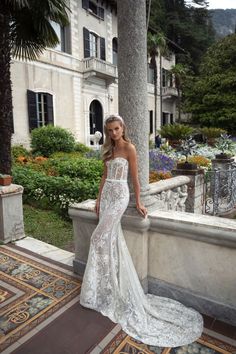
{"left": 102, "top": 114, "right": 130, "bottom": 161}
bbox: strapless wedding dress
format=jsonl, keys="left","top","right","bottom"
{"left": 80, "top": 157, "right": 203, "bottom": 347}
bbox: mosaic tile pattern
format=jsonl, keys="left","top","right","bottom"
{"left": 101, "top": 330, "right": 236, "bottom": 354}
{"left": 0, "top": 247, "right": 81, "bottom": 352}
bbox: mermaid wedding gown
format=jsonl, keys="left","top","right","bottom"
{"left": 80, "top": 157, "right": 203, "bottom": 347}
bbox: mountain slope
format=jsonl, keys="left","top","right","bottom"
{"left": 210, "top": 9, "right": 236, "bottom": 38}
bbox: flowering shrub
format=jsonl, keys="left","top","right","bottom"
{"left": 16, "top": 156, "right": 28, "bottom": 163}
{"left": 31, "top": 125, "right": 76, "bottom": 157}
{"left": 85, "top": 150, "right": 102, "bottom": 160}
{"left": 47, "top": 157, "right": 103, "bottom": 180}
{"left": 12, "top": 144, "right": 31, "bottom": 161}
{"left": 149, "top": 171, "right": 172, "bottom": 183}
{"left": 178, "top": 155, "right": 211, "bottom": 169}
{"left": 34, "top": 156, "right": 48, "bottom": 163}
{"left": 12, "top": 165, "right": 99, "bottom": 217}
{"left": 149, "top": 150, "right": 176, "bottom": 172}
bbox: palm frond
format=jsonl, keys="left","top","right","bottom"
{"left": 4, "top": 0, "right": 29, "bottom": 11}
{"left": 9, "top": 0, "right": 70, "bottom": 60}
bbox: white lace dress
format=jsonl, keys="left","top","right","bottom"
{"left": 80, "top": 157, "right": 203, "bottom": 347}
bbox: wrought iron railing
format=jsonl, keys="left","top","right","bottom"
{"left": 204, "top": 164, "right": 236, "bottom": 215}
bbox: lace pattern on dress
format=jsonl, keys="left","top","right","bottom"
{"left": 80, "top": 157, "right": 203, "bottom": 347}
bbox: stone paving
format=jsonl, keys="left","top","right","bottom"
{"left": 0, "top": 237, "right": 235, "bottom": 354}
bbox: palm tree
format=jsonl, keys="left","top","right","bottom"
{"left": 147, "top": 31, "right": 167, "bottom": 135}
{"left": 170, "top": 63, "right": 188, "bottom": 123}
{"left": 0, "top": 0, "right": 69, "bottom": 174}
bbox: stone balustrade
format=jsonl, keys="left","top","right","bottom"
{"left": 149, "top": 176, "right": 190, "bottom": 212}
{"left": 69, "top": 202, "right": 236, "bottom": 326}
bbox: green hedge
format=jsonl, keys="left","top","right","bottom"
{"left": 31, "top": 125, "right": 76, "bottom": 157}
{"left": 47, "top": 156, "right": 103, "bottom": 180}
{"left": 13, "top": 165, "right": 99, "bottom": 217}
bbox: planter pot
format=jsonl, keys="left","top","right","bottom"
{"left": 215, "top": 153, "right": 232, "bottom": 160}
{"left": 177, "top": 162, "right": 198, "bottom": 170}
{"left": 207, "top": 138, "right": 216, "bottom": 146}
{"left": 0, "top": 175, "right": 13, "bottom": 186}
{"left": 168, "top": 139, "right": 182, "bottom": 149}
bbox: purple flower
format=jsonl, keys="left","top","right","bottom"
{"left": 149, "top": 150, "right": 176, "bottom": 172}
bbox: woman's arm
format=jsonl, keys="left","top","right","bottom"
{"left": 128, "top": 145, "right": 147, "bottom": 218}
{"left": 95, "top": 162, "right": 108, "bottom": 216}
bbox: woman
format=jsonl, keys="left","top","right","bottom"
{"left": 80, "top": 114, "right": 203, "bottom": 347}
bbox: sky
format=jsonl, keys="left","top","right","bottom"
{"left": 207, "top": 0, "right": 236, "bottom": 9}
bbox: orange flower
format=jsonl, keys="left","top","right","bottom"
{"left": 17, "top": 156, "right": 28, "bottom": 163}
{"left": 149, "top": 171, "right": 172, "bottom": 183}
{"left": 34, "top": 156, "right": 48, "bottom": 163}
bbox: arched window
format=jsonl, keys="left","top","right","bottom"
{"left": 89, "top": 100, "right": 103, "bottom": 144}
{"left": 112, "top": 37, "right": 118, "bottom": 65}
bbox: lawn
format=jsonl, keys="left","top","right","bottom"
{"left": 23, "top": 204, "right": 74, "bottom": 251}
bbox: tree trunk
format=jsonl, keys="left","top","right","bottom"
{"left": 159, "top": 55, "right": 162, "bottom": 126}
{"left": 151, "top": 56, "right": 157, "bottom": 135}
{"left": 0, "top": 5, "right": 13, "bottom": 174}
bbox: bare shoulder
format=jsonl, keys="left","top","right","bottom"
{"left": 125, "top": 142, "right": 137, "bottom": 159}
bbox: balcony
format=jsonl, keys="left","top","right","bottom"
{"left": 162, "top": 86, "right": 178, "bottom": 99}
{"left": 82, "top": 57, "right": 118, "bottom": 84}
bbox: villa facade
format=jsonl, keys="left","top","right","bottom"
{"left": 11, "top": 0, "right": 178, "bottom": 147}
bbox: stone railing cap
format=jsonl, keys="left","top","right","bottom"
{"left": 0, "top": 184, "right": 24, "bottom": 195}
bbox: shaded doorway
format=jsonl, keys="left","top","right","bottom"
{"left": 89, "top": 100, "right": 103, "bottom": 144}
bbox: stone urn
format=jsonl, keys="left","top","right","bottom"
{"left": 168, "top": 139, "right": 182, "bottom": 149}
{"left": 177, "top": 161, "right": 198, "bottom": 170}
{"left": 214, "top": 153, "right": 233, "bottom": 160}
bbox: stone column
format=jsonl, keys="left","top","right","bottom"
{"left": 117, "top": 0, "right": 156, "bottom": 212}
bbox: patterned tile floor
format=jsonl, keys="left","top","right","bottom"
{"left": 0, "top": 244, "right": 81, "bottom": 353}
{"left": 97, "top": 329, "right": 236, "bottom": 354}
{"left": 1, "top": 239, "right": 236, "bottom": 354}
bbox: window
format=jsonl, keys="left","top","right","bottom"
{"left": 27, "top": 90, "right": 54, "bottom": 131}
{"left": 162, "top": 112, "right": 168, "bottom": 126}
{"left": 162, "top": 69, "right": 167, "bottom": 87}
{"left": 112, "top": 37, "right": 118, "bottom": 65}
{"left": 169, "top": 73, "right": 173, "bottom": 87}
{"left": 89, "top": 32, "right": 98, "bottom": 57}
{"left": 83, "top": 27, "right": 106, "bottom": 60}
{"left": 162, "top": 69, "right": 173, "bottom": 88}
{"left": 82, "top": 0, "right": 104, "bottom": 20}
{"left": 149, "top": 111, "right": 153, "bottom": 134}
{"left": 51, "top": 21, "right": 71, "bottom": 54}
{"left": 147, "top": 63, "right": 154, "bottom": 84}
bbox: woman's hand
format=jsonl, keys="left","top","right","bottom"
{"left": 136, "top": 203, "right": 148, "bottom": 218}
{"left": 95, "top": 199, "right": 100, "bottom": 216}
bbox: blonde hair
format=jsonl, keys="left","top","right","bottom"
{"left": 102, "top": 114, "right": 130, "bottom": 161}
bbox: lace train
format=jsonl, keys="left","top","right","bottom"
{"left": 80, "top": 158, "right": 203, "bottom": 347}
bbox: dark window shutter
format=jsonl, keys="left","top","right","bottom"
{"left": 100, "top": 37, "right": 105, "bottom": 60}
{"left": 27, "top": 90, "right": 38, "bottom": 131}
{"left": 149, "top": 111, "right": 153, "bottom": 134}
{"left": 46, "top": 94, "right": 54, "bottom": 125}
{"left": 82, "top": 0, "right": 89, "bottom": 10}
{"left": 98, "top": 7, "right": 104, "bottom": 20}
{"left": 83, "top": 27, "right": 90, "bottom": 58}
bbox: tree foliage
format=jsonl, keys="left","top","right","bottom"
{"left": 184, "top": 34, "right": 236, "bottom": 133}
{"left": 148, "top": 0, "right": 215, "bottom": 73}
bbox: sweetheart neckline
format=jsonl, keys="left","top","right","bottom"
{"left": 107, "top": 157, "right": 129, "bottom": 163}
